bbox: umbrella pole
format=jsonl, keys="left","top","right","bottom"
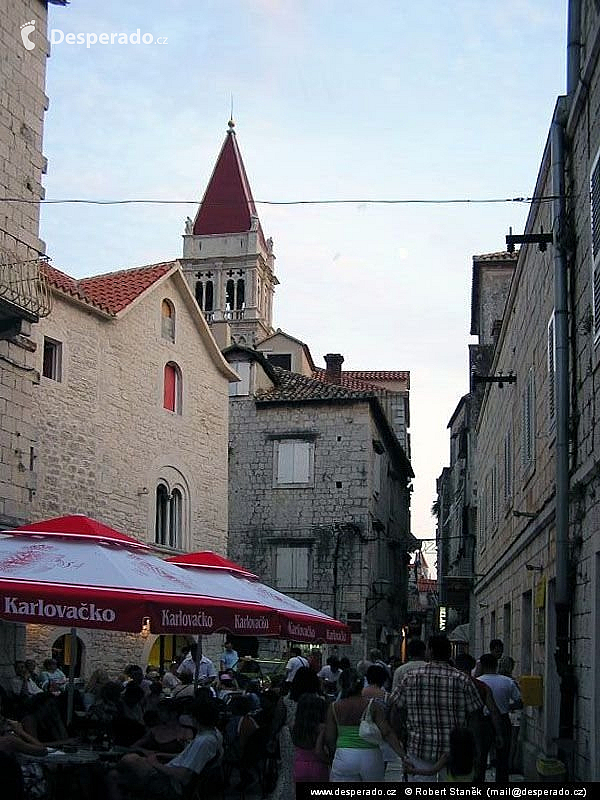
{"left": 66, "top": 627, "right": 77, "bottom": 728}
{"left": 193, "top": 635, "right": 202, "bottom": 692}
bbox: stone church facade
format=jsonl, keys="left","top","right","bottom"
{"left": 23, "top": 262, "right": 237, "bottom": 675}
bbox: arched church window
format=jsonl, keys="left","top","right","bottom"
{"left": 163, "top": 362, "right": 182, "bottom": 414}
{"left": 169, "top": 489, "right": 182, "bottom": 548}
{"left": 161, "top": 299, "right": 175, "bottom": 341}
{"left": 205, "top": 281, "right": 214, "bottom": 312}
{"left": 236, "top": 279, "right": 245, "bottom": 310}
{"left": 195, "top": 282, "right": 203, "bottom": 308}
{"left": 155, "top": 481, "right": 185, "bottom": 549}
{"left": 155, "top": 483, "right": 169, "bottom": 545}
{"left": 226, "top": 279, "right": 235, "bottom": 310}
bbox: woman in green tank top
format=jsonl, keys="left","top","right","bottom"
{"left": 324, "top": 668, "right": 401, "bottom": 782}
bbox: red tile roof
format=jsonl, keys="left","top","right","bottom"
{"left": 43, "top": 262, "right": 176, "bottom": 315}
{"left": 257, "top": 367, "right": 377, "bottom": 403}
{"left": 472, "top": 251, "right": 518, "bottom": 262}
{"left": 345, "top": 370, "right": 409, "bottom": 382}
{"left": 193, "top": 127, "right": 266, "bottom": 249}
{"left": 311, "top": 368, "right": 380, "bottom": 391}
{"left": 312, "top": 368, "right": 409, "bottom": 391}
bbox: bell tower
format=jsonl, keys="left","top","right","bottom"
{"left": 180, "top": 121, "right": 278, "bottom": 347}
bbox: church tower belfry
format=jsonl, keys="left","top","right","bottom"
{"left": 180, "top": 121, "right": 277, "bottom": 347}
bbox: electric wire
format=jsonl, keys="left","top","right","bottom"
{"left": 0, "top": 194, "right": 565, "bottom": 207}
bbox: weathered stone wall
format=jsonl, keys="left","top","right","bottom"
{"left": 0, "top": 0, "right": 55, "bottom": 673}
{"left": 0, "top": 0, "right": 48, "bottom": 251}
{"left": 24, "top": 275, "right": 231, "bottom": 677}
{"left": 0, "top": 0, "right": 52, "bottom": 530}
{"left": 474, "top": 3, "right": 600, "bottom": 780}
{"left": 228, "top": 394, "right": 410, "bottom": 663}
{"left": 31, "top": 278, "right": 230, "bottom": 551}
{"left": 561, "top": 3, "right": 600, "bottom": 778}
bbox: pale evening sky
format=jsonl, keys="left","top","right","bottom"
{"left": 40, "top": 1, "right": 567, "bottom": 561}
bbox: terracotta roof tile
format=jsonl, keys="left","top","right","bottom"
{"left": 256, "top": 367, "right": 376, "bottom": 403}
{"left": 79, "top": 262, "right": 175, "bottom": 313}
{"left": 344, "top": 370, "right": 410, "bottom": 382}
{"left": 43, "top": 261, "right": 176, "bottom": 315}
{"left": 311, "top": 368, "right": 409, "bottom": 391}
{"left": 472, "top": 251, "right": 518, "bottom": 261}
{"left": 311, "top": 368, "right": 379, "bottom": 391}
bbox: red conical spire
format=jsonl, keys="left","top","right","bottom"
{"left": 193, "top": 121, "right": 260, "bottom": 236}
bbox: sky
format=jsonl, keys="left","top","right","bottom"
{"left": 40, "top": 1, "right": 567, "bottom": 556}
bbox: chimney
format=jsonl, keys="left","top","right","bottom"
{"left": 324, "top": 353, "right": 344, "bottom": 384}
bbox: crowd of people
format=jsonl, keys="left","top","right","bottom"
{"left": 0, "top": 635, "right": 523, "bottom": 797}
{"left": 268, "top": 635, "right": 523, "bottom": 789}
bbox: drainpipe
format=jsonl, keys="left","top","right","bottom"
{"left": 551, "top": 97, "right": 575, "bottom": 743}
{"left": 566, "top": 0, "right": 581, "bottom": 98}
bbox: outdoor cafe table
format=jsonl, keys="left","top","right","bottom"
{"left": 20, "top": 746, "right": 118, "bottom": 799}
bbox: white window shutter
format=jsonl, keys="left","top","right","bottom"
{"left": 292, "top": 442, "right": 310, "bottom": 482}
{"left": 292, "top": 547, "right": 309, "bottom": 587}
{"left": 591, "top": 152, "right": 600, "bottom": 336}
{"left": 547, "top": 315, "right": 555, "bottom": 421}
{"left": 277, "top": 441, "right": 295, "bottom": 483}
{"left": 276, "top": 547, "right": 293, "bottom": 586}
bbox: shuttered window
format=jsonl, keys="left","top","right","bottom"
{"left": 547, "top": 313, "right": 556, "bottom": 423}
{"left": 479, "top": 477, "right": 487, "bottom": 549}
{"left": 490, "top": 464, "right": 498, "bottom": 525}
{"left": 163, "top": 362, "right": 182, "bottom": 414}
{"left": 504, "top": 430, "right": 513, "bottom": 501}
{"left": 274, "top": 440, "right": 314, "bottom": 486}
{"left": 276, "top": 546, "right": 310, "bottom": 588}
{"left": 591, "top": 151, "right": 600, "bottom": 338}
{"left": 522, "top": 367, "right": 535, "bottom": 468}
{"left": 229, "top": 362, "right": 251, "bottom": 396}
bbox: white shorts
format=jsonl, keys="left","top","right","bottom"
{"left": 330, "top": 747, "right": 384, "bottom": 782}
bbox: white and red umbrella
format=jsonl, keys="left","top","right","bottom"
{"left": 167, "top": 551, "right": 351, "bottom": 645}
{"left": 0, "top": 515, "right": 279, "bottom": 637}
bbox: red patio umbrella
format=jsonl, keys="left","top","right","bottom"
{"left": 0, "top": 515, "right": 279, "bottom": 637}
{"left": 167, "top": 551, "right": 351, "bottom": 645}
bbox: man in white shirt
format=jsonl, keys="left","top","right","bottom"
{"left": 177, "top": 644, "right": 217, "bottom": 685}
{"left": 10, "top": 660, "right": 43, "bottom": 700}
{"left": 106, "top": 699, "right": 223, "bottom": 800}
{"left": 284, "top": 647, "right": 309, "bottom": 684}
{"left": 477, "top": 653, "right": 523, "bottom": 782}
{"left": 161, "top": 662, "right": 181, "bottom": 694}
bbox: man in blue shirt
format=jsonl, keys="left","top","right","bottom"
{"left": 219, "top": 641, "right": 239, "bottom": 674}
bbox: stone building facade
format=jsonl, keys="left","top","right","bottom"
{"left": 180, "top": 127, "right": 417, "bottom": 659}
{"left": 225, "top": 346, "right": 415, "bottom": 662}
{"left": 461, "top": 0, "right": 600, "bottom": 779}
{"left": 24, "top": 262, "right": 237, "bottom": 674}
{"left": 0, "top": 0, "right": 66, "bottom": 676}
{"left": 436, "top": 252, "right": 518, "bottom": 641}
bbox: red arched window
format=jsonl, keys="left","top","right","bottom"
{"left": 163, "top": 362, "right": 182, "bottom": 413}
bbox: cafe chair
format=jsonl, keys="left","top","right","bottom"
{"left": 185, "top": 754, "right": 225, "bottom": 800}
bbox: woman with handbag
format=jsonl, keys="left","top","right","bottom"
{"left": 324, "top": 668, "right": 400, "bottom": 782}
